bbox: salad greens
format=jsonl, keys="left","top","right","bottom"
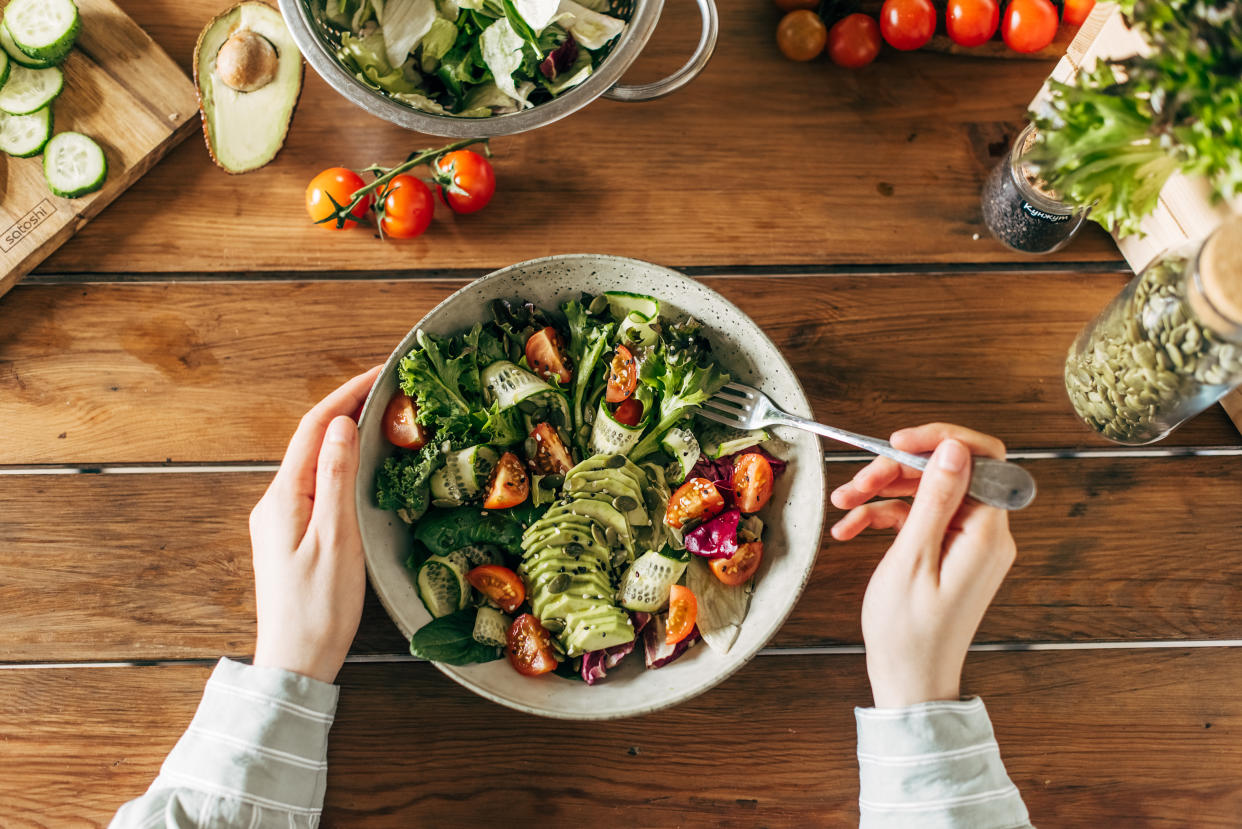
{"left": 310, "top": 0, "right": 627, "bottom": 116}
{"left": 1027, "top": 0, "right": 1242, "bottom": 236}
{"left": 409, "top": 608, "right": 506, "bottom": 664}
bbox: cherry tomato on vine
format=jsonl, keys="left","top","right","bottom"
{"left": 776, "top": 10, "right": 827, "bottom": 62}
{"left": 946, "top": 0, "right": 999, "bottom": 47}
{"left": 1062, "top": 0, "right": 1095, "bottom": 26}
{"left": 433, "top": 149, "right": 496, "bottom": 214}
{"left": 378, "top": 174, "right": 434, "bottom": 239}
{"left": 306, "top": 167, "right": 370, "bottom": 230}
{"left": 1002, "top": 0, "right": 1058, "bottom": 53}
{"left": 827, "top": 13, "right": 881, "bottom": 68}
{"left": 880, "top": 0, "right": 936, "bottom": 50}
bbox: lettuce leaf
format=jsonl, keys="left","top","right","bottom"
{"left": 378, "top": 0, "right": 438, "bottom": 68}
{"left": 512, "top": 0, "right": 560, "bottom": 32}
{"left": 338, "top": 27, "right": 422, "bottom": 93}
{"left": 479, "top": 17, "right": 532, "bottom": 107}
{"left": 421, "top": 16, "right": 459, "bottom": 68}
{"left": 555, "top": 0, "right": 623, "bottom": 49}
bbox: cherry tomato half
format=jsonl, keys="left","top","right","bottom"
{"left": 468, "top": 564, "right": 526, "bottom": 613}
{"left": 484, "top": 451, "right": 529, "bottom": 509}
{"left": 664, "top": 477, "right": 726, "bottom": 529}
{"left": 613, "top": 397, "right": 644, "bottom": 427}
{"left": 306, "top": 167, "right": 370, "bottom": 230}
{"left": 946, "top": 0, "right": 999, "bottom": 47}
{"left": 434, "top": 150, "right": 496, "bottom": 214}
{"left": 379, "top": 174, "right": 434, "bottom": 239}
{"left": 710, "top": 541, "right": 764, "bottom": 586}
{"left": 1062, "top": 0, "right": 1095, "bottom": 26}
{"left": 666, "top": 585, "right": 698, "bottom": 645}
{"left": 507, "top": 613, "right": 558, "bottom": 676}
{"left": 776, "top": 10, "right": 827, "bottom": 62}
{"left": 827, "top": 13, "right": 882, "bottom": 68}
{"left": 733, "top": 453, "right": 775, "bottom": 514}
{"left": 880, "top": 0, "right": 936, "bottom": 51}
{"left": 1002, "top": 0, "right": 1058, "bottom": 53}
{"left": 528, "top": 422, "right": 574, "bottom": 475}
{"left": 525, "top": 327, "right": 572, "bottom": 386}
{"left": 382, "top": 392, "right": 430, "bottom": 449}
{"left": 606, "top": 345, "right": 638, "bottom": 403}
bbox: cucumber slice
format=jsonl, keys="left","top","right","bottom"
{"left": 0, "top": 105, "right": 50, "bottom": 158}
{"left": 661, "top": 425, "right": 701, "bottom": 484}
{"left": 618, "top": 551, "right": 687, "bottom": 612}
{"left": 43, "top": 131, "right": 107, "bottom": 198}
{"left": 429, "top": 444, "right": 498, "bottom": 505}
{"left": 4, "top": 0, "right": 79, "bottom": 64}
{"left": 0, "top": 49, "right": 10, "bottom": 91}
{"left": 617, "top": 311, "right": 658, "bottom": 348}
{"left": 0, "top": 23, "right": 57, "bottom": 69}
{"left": 481, "top": 360, "right": 554, "bottom": 410}
{"left": 699, "top": 421, "right": 770, "bottom": 459}
{"left": 588, "top": 397, "right": 644, "bottom": 456}
{"left": 472, "top": 606, "right": 511, "bottom": 647}
{"left": 604, "top": 291, "right": 659, "bottom": 323}
{"left": 417, "top": 554, "right": 470, "bottom": 618}
{"left": 0, "top": 64, "right": 63, "bottom": 115}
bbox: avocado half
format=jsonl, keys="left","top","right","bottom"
{"left": 194, "top": 1, "right": 303, "bottom": 174}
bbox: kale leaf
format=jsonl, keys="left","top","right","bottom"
{"left": 376, "top": 444, "right": 445, "bottom": 521}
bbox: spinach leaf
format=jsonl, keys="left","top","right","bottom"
{"left": 413, "top": 502, "right": 543, "bottom": 556}
{"left": 409, "top": 609, "right": 503, "bottom": 665}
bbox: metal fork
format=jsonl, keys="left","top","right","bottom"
{"left": 699, "top": 381, "right": 1037, "bottom": 511}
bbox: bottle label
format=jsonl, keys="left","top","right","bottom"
{"left": 1021, "top": 201, "right": 1071, "bottom": 223}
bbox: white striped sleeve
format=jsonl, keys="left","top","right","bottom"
{"left": 855, "top": 697, "right": 1033, "bottom": 829}
{"left": 109, "top": 658, "right": 339, "bottom": 829}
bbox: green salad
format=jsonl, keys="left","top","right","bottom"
{"left": 375, "top": 292, "right": 789, "bottom": 684}
{"left": 311, "top": 0, "right": 627, "bottom": 116}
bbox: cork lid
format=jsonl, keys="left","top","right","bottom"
{"left": 1200, "top": 214, "right": 1242, "bottom": 325}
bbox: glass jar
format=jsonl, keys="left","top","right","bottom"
{"left": 1065, "top": 215, "right": 1242, "bottom": 445}
{"left": 981, "top": 123, "right": 1088, "bottom": 254}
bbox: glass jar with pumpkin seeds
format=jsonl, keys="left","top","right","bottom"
{"left": 1065, "top": 215, "right": 1242, "bottom": 445}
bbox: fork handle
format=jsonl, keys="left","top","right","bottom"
{"left": 766, "top": 410, "right": 1036, "bottom": 511}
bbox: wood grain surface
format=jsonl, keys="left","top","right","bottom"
{"left": 1, "top": 274, "right": 1238, "bottom": 467}
{"left": 2, "top": 650, "right": 1241, "bottom": 827}
{"left": 0, "top": 0, "right": 199, "bottom": 300}
{"left": 29, "top": 0, "right": 1126, "bottom": 275}
{"left": 3, "top": 455, "right": 1239, "bottom": 662}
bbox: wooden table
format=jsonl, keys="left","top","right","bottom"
{"left": 3, "top": 1, "right": 1241, "bottom": 825}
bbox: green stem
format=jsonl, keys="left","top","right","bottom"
{"left": 333, "top": 137, "right": 489, "bottom": 225}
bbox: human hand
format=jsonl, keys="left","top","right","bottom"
{"left": 250, "top": 366, "right": 382, "bottom": 684}
{"left": 830, "top": 423, "right": 1017, "bottom": 708}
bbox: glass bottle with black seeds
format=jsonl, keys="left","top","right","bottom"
{"left": 1065, "top": 215, "right": 1242, "bottom": 445}
{"left": 981, "top": 123, "right": 1088, "bottom": 254}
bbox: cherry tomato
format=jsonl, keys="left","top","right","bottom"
{"left": 1062, "top": 0, "right": 1095, "bottom": 26}
{"left": 434, "top": 149, "right": 495, "bottom": 214}
{"left": 946, "top": 0, "right": 999, "bottom": 46}
{"left": 710, "top": 541, "right": 764, "bottom": 586}
{"left": 378, "top": 174, "right": 434, "bottom": 239}
{"left": 666, "top": 585, "right": 698, "bottom": 645}
{"left": 664, "top": 477, "right": 726, "bottom": 530}
{"left": 605, "top": 345, "right": 638, "bottom": 403}
{"left": 733, "top": 453, "right": 775, "bottom": 514}
{"left": 468, "top": 564, "right": 526, "bottom": 613}
{"left": 525, "top": 327, "right": 572, "bottom": 385}
{"left": 827, "top": 13, "right": 882, "bottom": 68}
{"left": 528, "top": 422, "right": 574, "bottom": 475}
{"left": 507, "top": 613, "right": 558, "bottom": 676}
{"left": 381, "top": 392, "right": 430, "bottom": 449}
{"left": 613, "top": 398, "right": 643, "bottom": 427}
{"left": 776, "top": 10, "right": 827, "bottom": 62}
{"left": 484, "top": 451, "right": 529, "bottom": 509}
{"left": 1002, "top": 0, "right": 1058, "bottom": 53}
{"left": 773, "top": 0, "right": 817, "bottom": 10}
{"left": 880, "top": 0, "right": 936, "bottom": 51}
{"left": 306, "top": 167, "right": 370, "bottom": 230}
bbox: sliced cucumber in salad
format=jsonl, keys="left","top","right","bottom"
{"left": 3, "top": 0, "right": 80, "bottom": 64}
{"left": 604, "top": 291, "right": 659, "bottom": 323}
{"left": 0, "top": 63, "right": 63, "bottom": 115}
{"left": 618, "top": 551, "right": 688, "bottom": 613}
{"left": 472, "top": 606, "right": 511, "bottom": 647}
{"left": 42, "top": 131, "right": 106, "bottom": 198}
{"left": 661, "top": 425, "right": 701, "bottom": 484}
{"left": 0, "top": 105, "right": 51, "bottom": 157}
{"left": 429, "top": 444, "right": 498, "bottom": 506}
{"left": 418, "top": 552, "right": 471, "bottom": 618}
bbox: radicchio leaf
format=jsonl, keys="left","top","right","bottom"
{"left": 539, "top": 35, "right": 579, "bottom": 80}
{"left": 643, "top": 615, "right": 700, "bottom": 669}
{"left": 684, "top": 508, "right": 741, "bottom": 559}
{"left": 580, "top": 612, "right": 651, "bottom": 685}
{"left": 688, "top": 447, "right": 788, "bottom": 508}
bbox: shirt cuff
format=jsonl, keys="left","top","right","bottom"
{"left": 855, "top": 697, "right": 1032, "bottom": 829}
{"left": 153, "top": 658, "right": 339, "bottom": 818}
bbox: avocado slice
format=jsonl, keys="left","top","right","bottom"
{"left": 194, "top": 2, "right": 302, "bottom": 174}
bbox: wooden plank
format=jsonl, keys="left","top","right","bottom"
{"left": 3, "top": 455, "right": 1240, "bottom": 662}
{"left": 1, "top": 275, "right": 1238, "bottom": 467}
{"left": 33, "top": 0, "right": 1124, "bottom": 274}
{"left": 2, "top": 650, "right": 1241, "bottom": 825}
{"left": 0, "top": 0, "right": 199, "bottom": 301}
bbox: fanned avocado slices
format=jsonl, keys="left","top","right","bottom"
{"left": 194, "top": 1, "right": 302, "bottom": 174}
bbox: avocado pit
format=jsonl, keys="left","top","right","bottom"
{"left": 215, "top": 29, "right": 278, "bottom": 93}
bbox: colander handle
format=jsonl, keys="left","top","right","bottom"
{"left": 602, "top": 0, "right": 719, "bottom": 102}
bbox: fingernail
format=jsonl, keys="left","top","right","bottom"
{"left": 936, "top": 439, "right": 968, "bottom": 472}
{"left": 326, "top": 416, "right": 355, "bottom": 444}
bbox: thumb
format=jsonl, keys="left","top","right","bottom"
{"left": 896, "top": 439, "right": 972, "bottom": 568}
{"left": 311, "top": 415, "right": 360, "bottom": 541}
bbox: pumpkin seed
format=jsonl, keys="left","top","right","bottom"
{"left": 612, "top": 495, "right": 638, "bottom": 512}
{"left": 547, "top": 573, "right": 572, "bottom": 593}
{"left": 524, "top": 437, "right": 539, "bottom": 458}
{"left": 591, "top": 524, "right": 608, "bottom": 548}
{"left": 517, "top": 398, "right": 539, "bottom": 415}
{"left": 565, "top": 542, "right": 585, "bottom": 556}
{"left": 588, "top": 294, "right": 609, "bottom": 315}
{"left": 543, "top": 474, "right": 564, "bottom": 490}
{"left": 543, "top": 617, "right": 566, "bottom": 634}
{"left": 604, "top": 454, "right": 626, "bottom": 469}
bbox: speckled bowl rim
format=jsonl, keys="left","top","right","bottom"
{"left": 356, "top": 254, "right": 826, "bottom": 719}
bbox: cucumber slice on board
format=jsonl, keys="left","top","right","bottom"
{"left": 0, "top": 64, "right": 63, "bottom": 115}
{"left": 0, "top": 23, "right": 58, "bottom": 69}
{"left": 0, "top": 50, "right": 10, "bottom": 92}
{"left": 42, "top": 132, "right": 107, "bottom": 198}
{"left": 0, "top": 105, "right": 51, "bottom": 157}
{"left": 3, "top": 0, "right": 79, "bottom": 63}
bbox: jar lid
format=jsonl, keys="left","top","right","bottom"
{"left": 1200, "top": 214, "right": 1242, "bottom": 326}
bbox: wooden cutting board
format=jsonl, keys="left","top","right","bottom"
{"left": 0, "top": 0, "right": 198, "bottom": 300}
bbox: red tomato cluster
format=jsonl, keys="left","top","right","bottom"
{"left": 774, "top": 0, "right": 1094, "bottom": 66}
